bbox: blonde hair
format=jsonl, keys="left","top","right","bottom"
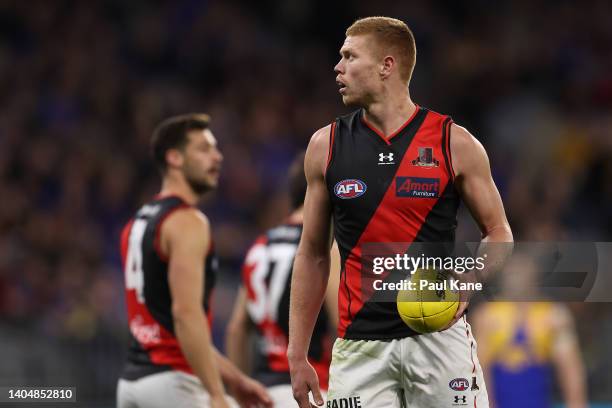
{"left": 346, "top": 17, "right": 416, "bottom": 83}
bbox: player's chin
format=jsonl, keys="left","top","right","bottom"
{"left": 341, "top": 95, "right": 355, "bottom": 106}
{"left": 341, "top": 94, "right": 363, "bottom": 107}
{"left": 205, "top": 176, "right": 219, "bottom": 189}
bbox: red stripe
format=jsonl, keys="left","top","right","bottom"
{"left": 326, "top": 122, "right": 337, "bottom": 170}
{"left": 338, "top": 110, "right": 451, "bottom": 337}
{"left": 361, "top": 105, "right": 420, "bottom": 145}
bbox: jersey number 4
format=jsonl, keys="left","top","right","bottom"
{"left": 125, "top": 219, "right": 147, "bottom": 303}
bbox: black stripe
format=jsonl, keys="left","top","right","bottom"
{"left": 441, "top": 117, "right": 453, "bottom": 180}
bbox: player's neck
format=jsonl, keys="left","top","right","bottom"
{"left": 159, "top": 176, "right": 200, "bottom": 206}
{"left": 363, "top": 90, "right": 416, "bottom": 138}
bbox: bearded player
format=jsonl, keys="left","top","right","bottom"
{"left": 288, "top": 17, "right": 513, "bottom": 408}
{"left": 117, "top": 114, "right": 272, "bottom": 408}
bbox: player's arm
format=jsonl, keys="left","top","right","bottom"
{"left": 550, "top": 304, "right": 588, "bottom": 408}
{"left": 450, "top": 124, "right": 514, "bottom": 318}
{"left": 226, "top": 287, "right": 254, "bottom": 373}
{"left": 288, "top": 125, "right": 333, "bottom": 408}
{"left": 324, "top": 241, "right": 341, "bottom": 331}
{"left": 164, "top": 209, "right": 229, "bottom": 407}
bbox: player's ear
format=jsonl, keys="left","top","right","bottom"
{"left": 166, "top": 148, "right": 184, "bottom": 169}
{"left": 380, "top": 56, "right": 395, "bottom": 80}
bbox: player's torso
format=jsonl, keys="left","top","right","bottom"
{"left": 120, "top": 195, "right": 217, "bottom": 379}
{"left": 242, "top": 223, "right": 331, "bottom": 388}
{"left": 486, "top": 303, "right": 555, "bottom": 408}
{"left": 325, "top": 107, "right": 460, "bottom": 339}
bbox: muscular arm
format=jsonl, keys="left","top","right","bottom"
{"left": 226, "top": 288, "right": 253, "bottom": 374}
{"left": 288, "top": 125, "right": 333, "bottom": 407}
{"left": 551, "top": 305, "right": 588, "bottom": 408}
{"left": 451, "top": 124, "right": 513, "bottom": 283}
{"left": 164, "top": 209, "right": 226, "bottom": 399}
{"left": 288, "top": 125, "right": 334, "bottom": 362}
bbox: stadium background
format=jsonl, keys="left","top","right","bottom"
{"left": 0, "top": 0, "right": 611, "bottom": 406}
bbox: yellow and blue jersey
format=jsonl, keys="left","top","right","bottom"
{"left": 483, "top": 302, "right": 556, "bottom": 408}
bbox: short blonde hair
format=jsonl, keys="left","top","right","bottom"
{"left": 346, "top": 17, "right": 416, "bottom": 83}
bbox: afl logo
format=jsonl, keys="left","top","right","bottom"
{"left": 449, "top": 378, "right": 469, "bottom": 392}
{"left": 334, "top": 179, "right": 367, "bottom": 199}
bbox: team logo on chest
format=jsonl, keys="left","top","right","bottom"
{"left": 334, "top": 179, "right": 367, "bottom": 199}
{"left": 411, "top": 147, "right": 439, "bottom": 167}
{"left": 396, "top": 177, "right": 440, "bottom": 198}
{"left": 378, "top": 152, "right": 395, "bottom": 165}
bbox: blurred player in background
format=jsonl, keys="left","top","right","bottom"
{"left": 117, "top": 114, "right": 272, "bottom": 408}
{"left": 471, "top": 254, "right": 587, "bottom": 408}
{"left": 226, "top": 152, "right": 339, "bottom": 407}
{"left": 288, "top": 17, "right": 513, "bottom": 408}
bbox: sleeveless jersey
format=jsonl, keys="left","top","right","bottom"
{"left": 325, "top": 106, "right": 460, "bottom": 340}
{"left": 242, "top": 223, "right": 331, "bottom": 389}
{"left": 120, "top": 195, "right": 217, "bottom": 380}
{"left": 486, "top": 303, "right": 556, "bottom": 408}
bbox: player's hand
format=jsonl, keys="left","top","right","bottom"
{"left": 442, "top": 270, "right": 477, "bottom": 330}
{"left": 210, "top": 394, "right": 232, "bottom": 408}
{"left": 289, "top": 359, "right": 324, "bottom": 408}
{"left": 228, "top": 374, "right": 273, "bottom": 408}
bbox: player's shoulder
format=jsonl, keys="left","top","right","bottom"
{"left": 308, "top": 109, "right": 358, "bottom": 147}
{"left": 164, "top": 206, "right": 210, "bottom": 237}
{"left": 449, "top": 122, "right": 489, "bottom": 177}
{"left": 547, "top": 302, "right": 574, "bottom": 329}
{"left": 450, "top": 123, "right": 478, "bottom": 146}
{"left": 309, "top": 124, "right": 333, "bottom": 149}
{"left": 306, "top": 123, "right": 334, "bottom": 175}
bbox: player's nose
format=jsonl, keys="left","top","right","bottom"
{"left": 334, "top": 59, "right": 344, "bottom": 74}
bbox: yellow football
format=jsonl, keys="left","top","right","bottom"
{"left": 396, "top": 268, "right": 459, "bottom": 333}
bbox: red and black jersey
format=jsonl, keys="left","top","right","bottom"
{"left": 119, "top": 195, "right": 217, "bottom": 380}
{"left": 326, "top": 106, "right": 460, "bottom": 340}
{"left": 242, "top": 223, "right": 331, "bottom": 389}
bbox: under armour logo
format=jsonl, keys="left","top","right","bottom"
{"left": 378, "top": 152, "right": 394, "bottom": 164}
{"left": 454, "top": 395, "right": 467, "bottom": 404}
